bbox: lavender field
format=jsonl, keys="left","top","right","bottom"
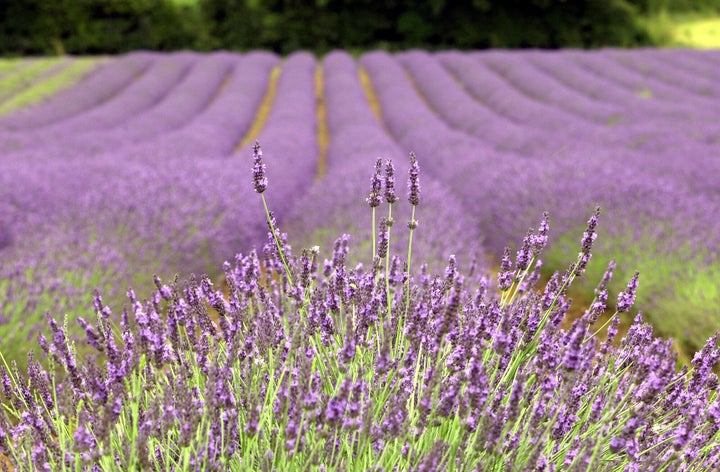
{"left": 1, "top": 49, "right": 720, "bottom": 469}
{"left": 2, "top": 49, "right": 719, "bottom": 357}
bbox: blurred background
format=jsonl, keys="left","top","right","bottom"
{"left": 1, "top": 0, "right": 719, "bottom": 55}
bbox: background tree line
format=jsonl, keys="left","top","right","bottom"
{"left": 0, "top": 0, "right": 718, "bottom": 55}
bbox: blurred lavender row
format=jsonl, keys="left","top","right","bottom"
{"left": 0, "top": 51, "right": 318, "bottom": 350}
{"left": 359, "top": 49, "right": 720, "bottom": 349}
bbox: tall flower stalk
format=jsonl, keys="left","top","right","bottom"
{"left": 366, "top": 158, "right": 383, "bottom": 262}
{"left": 405, "top": 152, "right": 420, "bottom": 316}
{"left": 252, "top": 141, "right": 294, "bottom": 286}
{"left": 383, "top": 159, "right": 397, "bottom": 317}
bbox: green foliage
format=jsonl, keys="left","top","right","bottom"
{"left": 0, "top": 58, "right": 99, "bottom": 116}
{"left": 0, "top": 0, "right": 211, "bottom": 55}
{"left": 629, "top": 0, "right": 720, "bottom": 14}
{"left": 1, "top": 0, "right": 660, "bottom": 54}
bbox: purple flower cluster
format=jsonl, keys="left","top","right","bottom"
{"left": 0, "top": 188, "right": 718, "bottom": 468}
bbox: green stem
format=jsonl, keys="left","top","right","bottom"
{"left": 385, "top": 204, "right": 393, "bottom": 318}
{"left": 262, "top": 194, "right": 294, "bottom": 286}
{"left": 371, "top": 206, "right": 377, "bottom": 262}
{"left": 404, "top": 205, "right": 416, "bottom": 317}
{"left": 584, "top": 311, "right": 619, "bottom": 344}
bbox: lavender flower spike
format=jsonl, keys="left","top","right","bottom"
{"left": 498, "top": 247, "right": 514, "bottom": 292}
{"left": 367, "top": 157, "right": 383, "bottom": 208}
{"left": 377, "top": 217, "right": 389, "bottom": 259}
{"left": 408, "top": 152, "right": 420, "bottom": 207}
{"left": 252, "top": 141, "right": 268, "bottom": 194}
{"left": 617, "top": 271, "right": 640, "bottom": 313}
{"left": 576, "top": 206, "right": 600, "bottom": 275}
{"left": 407, "top": 152, "right": 420, "bottom": 230}
{"left": 384, "top": 159, "right": 397, "bottom": 205}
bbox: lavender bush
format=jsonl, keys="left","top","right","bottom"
{"left": 1, "top": 146, "right": 718, "bottom": 471}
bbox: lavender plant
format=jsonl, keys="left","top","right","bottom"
{"left": 1, "top": 146, "right": 718, "bottom": 471}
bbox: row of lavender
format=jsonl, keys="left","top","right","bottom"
{"left": 359, "top": 49, "right": 720, "bottom": 351}
{"left": 0, "top": 51, "right": 320, "bottom": 354}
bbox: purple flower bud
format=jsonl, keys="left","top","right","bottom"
{"left": 617, "top": 271, "right": 640, "bottom": 313}
{"left": 377, "top": 217, "right": 389, "bottom": 259}
{"left": 532, "top": 212, "right": 550, "bottom": 254}
{"left": 516, "top": 230, "right": 532, "bottom": 272}
{"left": 585, "top": 288, "right": 608, "bottom": 324}
{"left": 563, "top": 320, "right": 587, "bottom": 371}
{"left": 596, "top": 259, "right": 616, "bottom": 296}
{"left": 251, "top": 141, "right": 267, "bottom": 194}
{"left": 153, "top": 275, "right": 173, "bottom": 300}
{"left": 444, "top": 254, "right": 457, "bottom": 286}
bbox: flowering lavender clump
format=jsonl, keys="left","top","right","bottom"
{"left": 0, "top": 154, "right": 718, "bottom": 471}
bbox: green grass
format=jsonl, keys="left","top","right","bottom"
{"left": 0, "top": 58, "right": 27, "bottom": 75}
{"left": 642, "top": 11, "right": 720, "bottom": 48}
{"left": 540, "top": 224, "right": 719, "bottom": 361}
{"left": 0, "top": 57, "right": 65, "bottom": 101}
{"left": 671, "top": 16, "right": 720, "bottom": 48}
{"left": 0, "top": 57, "right": 101, "bottom": 117}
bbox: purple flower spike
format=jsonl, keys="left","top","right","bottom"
{"left": 407, "top": 152, "right": 420, "bottom": 206}
{"left": 617, "top": 271, "right": 640, "bottom": 313}
{"left": 515, "top": 230, "right": 532, "bottom": 272}
{"left": 576, "top": 207, "right": 600, "bottom": 275}
{"left": 252, "top": 141, "right": 267, "bottom": 194}
{"left": 377, "top": 217, "right": 389, "bottom": 259}
{"left": 384, "top": 159, "right": 397, "bottom": 205}
{"left": 367, "top": 158, "right": 383, "bottom": 208}
{"left": 498, "top": 247, "right": 514, "bottom": 291}
{"left": 532, "top": 212, "right": 550, "bottom": 254}
{"left": 596, "top": 260, "right": 616, "bottom": 296}
{"left": 563, "top": 320, "right": 588, "bottom": 372}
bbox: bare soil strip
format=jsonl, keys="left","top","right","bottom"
{"left": 358, "top": 66, "right": 382, "bottom": 121}
{"left": 315, "top": 65, "right": 328, "bottom": 180}
{"left": 236, "top": 65, "right": 281, "bottom": 151}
